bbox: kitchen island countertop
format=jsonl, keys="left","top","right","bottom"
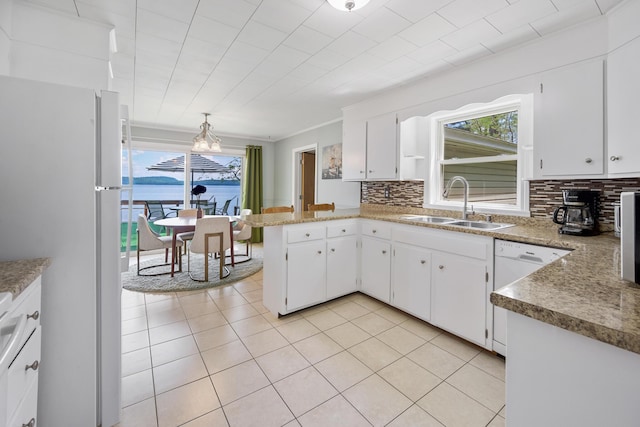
{"left": 246, "top": 205, "right": 640, "bottom": 354}
{"left": 0, "top": 258, "right": 51, "bottom": 298}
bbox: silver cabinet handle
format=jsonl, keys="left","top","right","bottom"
{"left": 25, "top": 360, "right": 39, "bottom": 371}
{"left": 585, "top": 158, "right": 592, "bottom": 164}
{"left": 610, "top": 155, "right": 620, "bottom": 161}
{"left": 22, "top": 419, "right": 35, "bottom": 427}
{"left": 330, "top": 248, "right": 335, "bottom": 252}
{"left": 382, "top": 250, "right": 387, "bottom": 254}
{"left": 368, "top": 170, "right": 373, "bottom": 173}
{"left": 27, "top": 310, "right": 39, "bottom": 320}
{"left": 317, "top": 250, "right": 322, "bottom": 254}
{"left": 420, "top": 260, "right": 426, "bottom": 264}
{"left": 372, "top": 229, "right": 377, "bottom": 233}
{"left": 439, "top": 265, "right": 444, "bottom": 269}
{"left": 341, "top": 229, "right": 346, "bottom": 233}
{"left": 305, "top": 233, "right": 310, "bottom": 237}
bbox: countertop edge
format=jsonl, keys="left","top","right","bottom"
{"left": 0, "top": 258, "right": 51, "bottom": 298}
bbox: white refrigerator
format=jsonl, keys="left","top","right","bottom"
{"left": 0, "top": 75, "right": 122, "bottom": 427}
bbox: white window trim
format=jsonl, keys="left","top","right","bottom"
{"left": 424, "top": 94, "right": 533, "bottom": 217}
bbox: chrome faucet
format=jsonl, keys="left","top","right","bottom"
{"left": 443, "top": 176, "right": 471, "bottom": 220}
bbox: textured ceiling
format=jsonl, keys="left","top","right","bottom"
{"left": 23, "top": 0, "right": 623, "bottom": 140}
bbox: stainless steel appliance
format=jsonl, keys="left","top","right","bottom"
{"left": 620, "top": 192, "right": 639, "bottom": 284}
{"left": 493, "top": 240, "right": 570, "bottom": 356}
{"left": 552, "top": 189, "right": 600, "bottom": 235}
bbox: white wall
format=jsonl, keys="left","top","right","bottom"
{"left": 274, "top": 121, "right": 360, "bottom": 209}
{"left": 131, "top": 126, "right": 277, "bottom": 208}
{"left": 0, "top": 0, "right": 11, "bottom": 75}
{"left": 9, "top": 1, "right": 111, "bottom": 90}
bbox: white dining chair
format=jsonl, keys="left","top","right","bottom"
{"left": 188, "top": 217, "right": 233, "bottom": 281}
{"left": 136, "top": 214, "right": 183, "bottom": 275}
{"left": 176, "top": 209, "right": 198, "bottom": 249}
{"left": 232, "top": 209, "right": 253, "bottom": 263}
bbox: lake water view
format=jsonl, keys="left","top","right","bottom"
{"left": 121, "top": 183, "right": 242, "bottom": 222}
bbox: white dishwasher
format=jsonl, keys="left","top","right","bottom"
{"left": 493, "top": 240, "right": 570, "bottom": 356}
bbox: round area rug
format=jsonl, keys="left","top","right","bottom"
{"left": 122, "top": 254, "right": 262, "bottom": 292}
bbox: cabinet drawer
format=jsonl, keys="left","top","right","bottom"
{"left": 361, "top": 221, "right": 391, "bottom": 240}
{"left": 7, "top": 374, "right": 38, "bottom": 427}
{"left": 327, "top": 221, "right": 358, "bottom": 238}
{"left": 9, "top": 279, "right": 41, "bottom": 355}
{"left": 287, "top": 226, "right": 325, "bottom": 243}
{"left": 7, "top": 327, "right": 41, "bottom": 422}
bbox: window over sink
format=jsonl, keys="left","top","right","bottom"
{"left": 426, "top": 94, "right": 533, "bottom": 216}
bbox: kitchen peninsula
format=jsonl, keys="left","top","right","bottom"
{"left": 245, "top": 205, "right": 640, "bottom": 426}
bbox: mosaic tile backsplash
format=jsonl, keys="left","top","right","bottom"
{"left": 361, "top": 178, "right": 640, "bottom": 229}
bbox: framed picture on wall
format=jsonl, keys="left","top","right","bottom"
{"left": 322, "top": 143, "right": 342, "bottom": 179}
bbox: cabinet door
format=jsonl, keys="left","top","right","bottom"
{"left": 286, "top": 240, "right": 326, "bottom": 311}
{"left": 392, "top": 243, "right": 431, "bottom": 321}
{"left": 326, "top": 236, "right": 358, "bottom": 300}
{"left": 534, "top": 60, "right": 604, "bottom": 177}
{"left": 342, "top": 118, "right": 367, "bottom": 181}
{"left": 607, "top": 37, "right": 640, "bottom": 175}
{"left": 366, "top": 113, "right": 397, "bottom": 180}
{"left": 431, "top": 252, "right": 487, "bottom": 346}
{"left": 361, "top": 236, "right": 391, "bottom": 303}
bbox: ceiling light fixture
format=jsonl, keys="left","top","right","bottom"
{"left": 192, "top": 113, "right": 222, "bottom": 152}
{"left": 327, "top": 0, "right": 370, "bottom": 12}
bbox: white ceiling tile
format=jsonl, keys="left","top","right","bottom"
{"left": 283, "top": 25, "right": 333, "bottom": 55}
{"left": 441, "top": 19, "right": 502, "bottom": 51}
{"left": 373, "top": 56, "right": 424, "bottom": 79}
{"left": 398, "top": 13, "right": 457, "bottom": 46}
{"left": 532, "top": 2, "right": 601, "bottom": 35}
{"left": 481, "top": 23, "right": 539, "bottom": 52}
{"left": 286, "top": 0, "right": 325, "bottom": 12}
{"left": 407, "top": 40, "right": 458, "bottom": 64}
{"left": 487, "top": 0, "right": 557, "bottom": 33}
{"left": 77, "top": 0, "right": 135, "bottom": 21}
{"left": 136, "top": 32, "right": 181, "bottom": 57}
{"left": 237, "top": 20, "right": 288, "bottom": 51}
{"left": 385, "top": 0, "right": 452, "bottom": 23}
{"left": 439, "top": 0, "right": 509, "bottom": 28}
{"left": 215, "top": 57, "right": 255, "bottom": 78}
{"left": 251, "top": 0, "right": 313, "bottom": 33}
{"left": 368, "top": 35, "right": 419, "bottom": 61}
{"left": 136, "top": 9, "right": 189, "bottom": 44}
{"left": 134, "top": 83, "right": 166, "bottom": 99}
{"left": 138, "top": 0, "right": 198, "bottom": 23}
{"left": 594, "top": 0, "right": 625, "bottom": 13}
{"left": 306, "top": 48, "right": 351, "bottom": 70}
{"left": 188, "top": 15, "right": 241, "bottom": 47}
{"left": 26, "top": 0, "right": 78, "bottom": 15}
{"left": 444, "top": 44, "right": 493, "bottom": 66}
{"left": 76, "top": 2, "right": 136, "bottom": 40}
{"left": 196, "top": 0, "right": 258, "bottom": 28}
{"left": 110, "top": 55, "right": 134, "bottom": 79}
{"left": 305, "top": 3, "right": 364, "bottom": 38}
{"left": 285, "top": 63, "right": 329, "bottom": 83}
{"left": 224, "top": 41, "right": 270, "bottom": 67}
{"left": 265, "top": 45, "right": 311, "bottom": 69}
{"left": 325, "top": 31, "right": 377, "bottom": 58}
{"left": 180, "top": 37, "right": 226, "bottom": 65}
{"left": 352, "top": 6, "right": 412, "bottom": 43}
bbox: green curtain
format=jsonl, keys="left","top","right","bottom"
{"left": 242, "top": 145, "right": 263, "bottom": 242}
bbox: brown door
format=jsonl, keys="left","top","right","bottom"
{"left": 301, "top": 152, "right": 315, "bottom": 211}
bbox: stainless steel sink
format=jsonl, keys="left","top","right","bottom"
{"left": 400, "top": 215, "right": 456, "bottom": 224}
{"left": 448, "top": 220, "right": 514, "bottom": 230}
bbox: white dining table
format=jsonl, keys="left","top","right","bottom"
{"left": 154, "top": 215, "right": 237, "bottom": 277}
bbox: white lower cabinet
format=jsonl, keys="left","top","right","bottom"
{"left": 361, "top": 236, "right": 391, "bottom": 303}
{"left": 286, "top": 240, "right": 326, "bottom": 312}
{"left": 431, "top": 252, "right": 488, "bottom": 347}
{"left": 392, "top": 243, "right": 431, "bottom": 320}
{"left": 326, "top": 235, "right": 359, "bottom": 300}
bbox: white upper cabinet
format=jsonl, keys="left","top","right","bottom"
{"left": 366, "top": 113, "right": 398, "bottom": 180}
{"left": 533, "top": 60, "right": 604, "bottom": 178}
{"left": 607, "top": 37, "right": 640, "bottom": 176}
{"left": 342, "top": 113, "right": 398, "bottom": 181}
{"left": 342, "top": 118, "right": 367, "bottom": 181}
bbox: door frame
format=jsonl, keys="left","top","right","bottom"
{"left": 292, "top": 144, "right": 317, "bottom": 213}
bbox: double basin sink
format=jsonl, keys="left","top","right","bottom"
{"left": 400, "top": 215, "right": 514, "bottom": 230}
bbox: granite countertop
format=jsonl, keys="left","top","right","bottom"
{"left": 248, "top": 205, "right": 640, "bottom": 355}
{"left": 0, "top": 258, "right": 51, "bottom": 298}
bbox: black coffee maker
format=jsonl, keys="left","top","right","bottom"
{"left": 552, "top": 190, "right": 600, "bottom": 235}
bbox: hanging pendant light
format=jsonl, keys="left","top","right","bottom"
{"left": 327, "top": 0, "right": 369, "bottom": 12}
{"left": 191, "top": 113, "right": 222, "bottom": 152}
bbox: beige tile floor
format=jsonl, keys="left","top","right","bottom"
{"left": 118, "top": 266, "right": 506, "bottom": 427}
